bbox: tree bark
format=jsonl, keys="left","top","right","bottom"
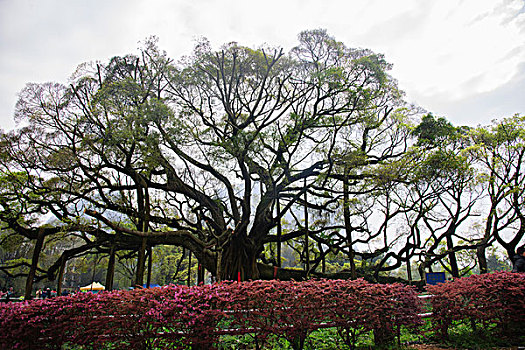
{"left": 406, "top": 250, "right": 412, "bottom": 284}
{"left": 187, "top": 251, "right": 192, "bottom": 286}
{"left": 343, "top": 169, "right": 357, "bottom": 279}
{"left": 56, "top": 256, "right": 66, "bottom": 296}
{"left": 197, "top": 264, "right": 205, "bottom": 284}
{"left": 446, "top": 233, "right": 460, "bottom": 278}
{"left": 304, "top": 178, "right": 310, "bottom": 275}
{"left": 276, "top": 198, "right": 282, "bottom": 267}
{"left": 105, "top": 238, "right": 117, "bottom": 291}
{"left": 25, "top": 229, "right": 45, "bottom": 300}
{"left": 134, "top": 180, "right": 150, "bottom": 287}
{"left": 134, "top": 237, "right": 147, "bottom": 287}
{"left": 146, "top": 245, "right": 152, "bottom": 288}
{"left": 216, "top": 249, "right": 222, "bottom": 283}
{"left": 220, "top": 233, "right": 259, "bottom": 281}
{"left": 477, "top": 245, "right": 488, "bottom": 274}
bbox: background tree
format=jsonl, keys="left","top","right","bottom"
{"left": 410, "top": 115, "right": 481, "bottom": 278}
{"left": 1, "top": 31, "right": 521, "bottom": 292}
{"left": 469, "top": 115, "right": 525, "bottom": 271}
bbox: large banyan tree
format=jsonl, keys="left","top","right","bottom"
{"left": 2, "top": 30, "right": 414, "bottom": 285}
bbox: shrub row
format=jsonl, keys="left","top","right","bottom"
{"left": 2, "top": 272, "right": 523, "bottom": 349}
{"left": 0, "top": 278, "right": 421, "bottom": 350}
{"left": 427, "top": 271, "right": 525, "bottom": 341}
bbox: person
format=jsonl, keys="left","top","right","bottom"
{"left": 5, "top": 287, "right": 13, "bottom": 301}
{"left": 512, "top": 245, "right": 525, "bottom": 272}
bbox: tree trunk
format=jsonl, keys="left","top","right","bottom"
{"left": 56, "top": 256, "right": 66, "bottom": 296}
{"left": 343, "top": 169, "right": 357, "bottom": 279}
{"left": 406, "top": 255, "right": 412, "bottom": 284}
{"left": 105, "top": 238, "right": 116, "bottom": 291}
{"left": 446, "top": 234, "right": 460, "bottom": 278}
{"left": 25, "top": 229, "right": 45, "bottom": 300}
{"left": 276, "top": 198, "right": 282, "bottom": 267}
{"left": 135, "top": 181, "right": 150, "bottom": 287}
{"left": 187, "top": 251, "right": 192, "bottom": 286}
{"left": 321, "top": 245, "right": 326, "bottom": 274}
{"left": 134, "top": 237, "right": 147, "bottom": 287}
{"left": 198, "top": 264, "right": 205, "bottom": 284}
{"left": 216, "top": 250, "right": 222, "bottom": 283}
{"left": 479, "top": 206, "right": 495, "bottom": 274}
{"left": 477, "top": 245, "right": 488, "bottom": 274}
{"left": 304, "top": 178, "right": 310, "bottom": 275}
{"left": 146, "top": 245, "right": 152, "bottom": 288}
{"left": 90, "top": 253, "right": 98, "bottom": 290}
{"left": 220, "top": 233, "right": 259, "bottom": 281}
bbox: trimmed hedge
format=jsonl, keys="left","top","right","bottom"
{"left": 3, "top": 273, "right": 522, "bottom": 349}
{"left": 427, "top": 271, "right": 525, "bottom": 341}
{"left": 0, "top": 279, "right": 421, "bottom": 349}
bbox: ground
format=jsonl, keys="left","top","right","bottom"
{"left": 409, "top": 346, "right": 521, "bottom": 350}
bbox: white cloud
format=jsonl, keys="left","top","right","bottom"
{"left": 381, "top": 0, "right": 525, "bottom": 100}
{"left": 0, "top": 0, "right": 524, "bottom": 130}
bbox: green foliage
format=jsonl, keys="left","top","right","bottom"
{"left": 151, "top": 245, "right": 198, "bottom": 286}
{"left": 412, "top": 113, "right": 457, "bottom": 147}
{"left": 2, "top": 28, "right": 524, "bottom": 295}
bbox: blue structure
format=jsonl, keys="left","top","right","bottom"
{"left": 425, "top": 272, "right": 446, "bottom": 285}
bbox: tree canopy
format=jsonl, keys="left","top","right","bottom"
{"left": 1, "top": 30, "right": 523, "bottom": 296}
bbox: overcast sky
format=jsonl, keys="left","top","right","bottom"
{"left": 1, "top": 0, "right": 524, "bottom": 130}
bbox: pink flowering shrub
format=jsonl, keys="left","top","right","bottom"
{"left": 0, "top": 279, "right": 422, "bottom": 349}
{"left": 427, "top": 271, "right": 525, "bottom": 341}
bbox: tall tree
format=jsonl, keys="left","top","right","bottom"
{"left": 410, "top": 115, "right": 482, "bottom": 277}
{"left": 5, "top": 31, "right": 412, "bottom": 282}
{"left": 469, "top": 115, "right": 525, "bottom": 269}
